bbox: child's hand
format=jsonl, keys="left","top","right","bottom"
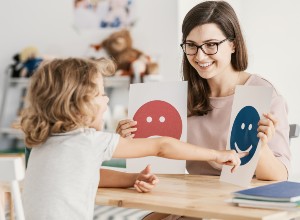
{"left": 215, "top": 150, "right": 248, "bottom": 173}
{"left": 134, "top": 165, "right": 159, "bottom": 193}
{"left": 257, "top": 113, "right": 278, "bottom": 146}
{"left": 116, "top": 119, "right": 137, "bottom": 139}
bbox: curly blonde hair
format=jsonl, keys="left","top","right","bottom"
{"left": 21, "top": 57, "right": 115, "bottom": 147}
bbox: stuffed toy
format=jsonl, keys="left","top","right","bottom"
{"left": 8, "top": 53, "right": 23, "bottom": 78}
{"left": 7, "top": 46, "right": 43, "bottom": 78}
{"left": 20, "top": 46, "right": 43, "bottom": 77}
{"left": 91, "top": 29, "right": 158, "bottom": 83}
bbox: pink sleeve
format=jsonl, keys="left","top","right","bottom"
{"left": 268, "top": 93, "right": 291, "bottom": 175}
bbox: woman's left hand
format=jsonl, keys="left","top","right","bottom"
{"left": 257, "top": 113, "right": 278, "bottom": 146}
{"left": 134, "top": 165, "right": 159, "bottom": 193}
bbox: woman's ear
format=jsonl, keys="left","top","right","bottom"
{"left": 231, "top": 43, "right": 236, "bottom": 53}
{"left": 231, "top": 40, "right": 236, "bottom": 53}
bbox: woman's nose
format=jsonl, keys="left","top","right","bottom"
{"left": 195, "top": 48, "right": 208, "bottom": 61}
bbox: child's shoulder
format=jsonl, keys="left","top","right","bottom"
{"left": 80, "top": 128, "right": 120, "bottom": 145}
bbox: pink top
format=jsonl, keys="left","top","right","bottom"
{"left": 186, "top": 74, "right": 291, "bottom": 176}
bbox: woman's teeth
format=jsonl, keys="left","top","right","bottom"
{"left": 199, "top": 62, "right": 213, "bottom": 67}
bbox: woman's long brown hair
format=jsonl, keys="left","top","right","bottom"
{"left": 181, "top": 1, "right": 248, "bottom": 116}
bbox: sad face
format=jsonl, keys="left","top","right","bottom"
{"left": 230, "top": 106, "right": 260, "bottom": 165}
{"left": 133, "top": 100, "right": 182, "bottom": 139}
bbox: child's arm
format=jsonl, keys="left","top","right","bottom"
{"left": 99, "top": 165, "right": 158, "bottom": 193}
{"left": 113, "top": 136, "right": 246, "bottom": 173}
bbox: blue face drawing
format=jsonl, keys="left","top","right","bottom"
{"left": 230, "top": 106, "right": 260, "bottom": 165}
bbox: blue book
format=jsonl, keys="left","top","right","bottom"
{"left": 233, "top": 181, "right": 300, "bottom": 202}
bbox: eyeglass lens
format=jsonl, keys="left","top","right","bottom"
{"left": 183, "top": 42, "right": 218, "bottom": 55}
{"left": 182, "top": 38, "right": 231, "bottom": 55}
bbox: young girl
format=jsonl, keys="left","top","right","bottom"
{"left": 21, "top": 57, "right": 244, "bottom": 220}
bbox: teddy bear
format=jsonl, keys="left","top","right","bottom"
{"left": 90, "top": 29, "right": 158, "bottom": 83}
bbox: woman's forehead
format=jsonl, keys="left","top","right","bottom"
{"left": 187, "top": 23, "right": 225, "bottom": 42}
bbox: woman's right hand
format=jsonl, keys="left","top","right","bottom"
{"left": 116, "top": 119, "right": 137, "bottom": 139}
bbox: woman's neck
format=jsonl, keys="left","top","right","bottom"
{"left": 208, "top": 71, "right": 248, "bottom": 97}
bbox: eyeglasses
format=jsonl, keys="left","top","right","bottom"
{"left": 180, "top": 38, "right": 233, "bottom": 56}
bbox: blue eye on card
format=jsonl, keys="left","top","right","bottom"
{"left": 230, "top": 106, "right": 260, "bottom": 165}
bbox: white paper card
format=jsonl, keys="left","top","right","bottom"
{"left": 220, "top": 85, "right": 273, "bottom": 187}
{"left": 127, "top": 81, "right": 187, "bottom": 174}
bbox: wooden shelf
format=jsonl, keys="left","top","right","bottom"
{"left": 0, "top": 128, "right": 24, "bottom": 139}
{"left": 103, "top": 76, "right": 130, "bottom": 88}
{"left": 8, "top": 78, "right": 30, "bottom": 84}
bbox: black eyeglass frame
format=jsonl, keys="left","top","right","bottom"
{"left": 180, "top": 38, "right": 234, "bottom": 56}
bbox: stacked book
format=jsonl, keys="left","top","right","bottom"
{"left": 229, "top": 181, "right": 300, "bottom": 211}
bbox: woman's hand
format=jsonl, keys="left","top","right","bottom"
{"left": 116, "top": 119, "right": 137, "bottom": 139}
{"left": 134, "top": 165, "right": 159, "bottom": 193}
{"left": 257, "top": 113, "right": 278, "bottom": 146}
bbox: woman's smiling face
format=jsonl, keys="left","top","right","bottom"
{"left": 185, "top": 23, "right": 235, "bottom": 79}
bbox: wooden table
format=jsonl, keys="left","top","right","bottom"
{"left": 96, "top": 174, "right": 300, "bottom": 220}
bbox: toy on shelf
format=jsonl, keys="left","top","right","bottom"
{"left": 90, "top": 29, "right": 159, "bottom": 83}
{"left": 7, "top": 54, "right": 23, "bottom": 78}
{"left": 19, "top": 46, "right": 43, "bottom": 78}
{"left": 7, "top": 46, "right": 43, "bottom": 78}
{"left": 8, "top": 47, "right": 44, "bottom": 126}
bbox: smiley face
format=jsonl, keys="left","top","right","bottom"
{"left": 230, "top": 106, "right": 260, "bottom": 165}
{"left": 133, "top": 100, "right": 182, "bottom": 139}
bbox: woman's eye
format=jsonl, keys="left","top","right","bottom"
{"left": 186, "top": 43, "right": 196, "bottom": 49}
{"left": 205, "top": 43, "right": 217, "bottom": 48}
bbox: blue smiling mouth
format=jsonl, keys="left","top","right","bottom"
{"left": 234, "top": 142, "right": 253, "bottom": 153}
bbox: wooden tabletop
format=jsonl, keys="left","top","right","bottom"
{"left": 96, "top": 174, "right": 300, "bottom": 220}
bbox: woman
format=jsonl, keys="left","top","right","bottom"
{"left": 117, "top": 1, "right": 291, "bottom": 219}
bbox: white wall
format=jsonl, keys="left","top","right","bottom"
{"left": 133, "top": 0, "right": 180, "bottom": 80}
{"left": 240, "top": 0, "right": 300, "bottom": 181}
{"left": 240, "top": 0, "right": 300, "bottom": 180}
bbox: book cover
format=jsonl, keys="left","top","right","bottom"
{"left": 237, "top": 202, "right": 300, "bottom": 211}
{"left": 230, "top": 198, "right": 300, "bottom": 208}
{"left": 233, "top": 181, "right": 300, "bottom": 202}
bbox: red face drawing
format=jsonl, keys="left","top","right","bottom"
{"left": 133, "top": 100, "right": 182, "bottom": 139}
